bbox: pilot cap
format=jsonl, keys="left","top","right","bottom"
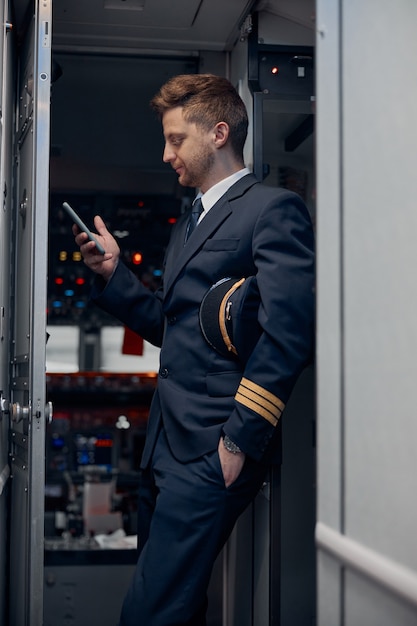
{"left": 199, "top": 276, "right": 261, "bottom": 362}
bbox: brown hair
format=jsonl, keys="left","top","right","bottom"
{"left": 150, "top": 74, "right": 248, "bottom": 159}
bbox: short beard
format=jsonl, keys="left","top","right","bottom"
{"left": 181, "top": 145, "right": 215, "bottom": 189}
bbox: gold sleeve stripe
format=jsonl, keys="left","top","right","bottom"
{"left": 235, "top": 378, "right": 285, "bottom": 427}
{"left": 239, "top": 387, "right": 281, "bottom": 420}
{"left": 235, "top": 391, "right": 279, "bottom": 426}
{"left": 241, "top": 378, "right": 285, "bottom": 412}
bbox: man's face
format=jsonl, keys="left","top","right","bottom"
{"left": 162, "top": 106, "right": 215, "bottom": 191}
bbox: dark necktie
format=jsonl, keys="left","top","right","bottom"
{"left": 184, "top": 198, "right": 203, "bottom": 243}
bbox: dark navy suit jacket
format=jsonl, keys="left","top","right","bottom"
{"left": 92, "top": 174, "right": 315, "bottom": 467}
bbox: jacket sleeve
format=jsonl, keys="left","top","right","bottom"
{"left": 223, "top": 190, "right": 315, "bottom": 462}
{"left": 91, "top": 261, "right": 165, "bottom": 348}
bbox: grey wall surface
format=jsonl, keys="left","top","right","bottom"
{"left": 316, "top": 0, "right": 417, "bottom": 623}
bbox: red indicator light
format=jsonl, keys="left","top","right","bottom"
{"left": 271, "top": 66, "right": 279, "bottom": 74}
{"left": 54, "top": 277, "right": 64, "bottom": 285}
{"left": 75, "top": 277, "right": 85, "bottom": 286}
{"left": 168, "top": 217, "right": 177, "bottom": 224}
{"left": 137, "top": 200, "right": 145, "bottom": 208}
{"left": 132, "top": 252, "right": 143, "bottom": 265}
{"left": 95, "top": 439, "right": 113, "bottom": 448}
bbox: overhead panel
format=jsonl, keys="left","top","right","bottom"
{"left": 56, "top": 0, "right": 201, "bottom": 30}
{"left": 52, "top": 0, "right": 256, "bottom": 51}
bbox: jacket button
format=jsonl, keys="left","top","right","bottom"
{"left": 261, "top": 435, "right": 271, "bottom": 451}
{"left": 159, "top": 368, "right": 169, "bottom": 378}
{"left": 167, "top": 316, "right": 177, "bottom": 325}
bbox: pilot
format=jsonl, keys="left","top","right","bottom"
{"left": 74, "top": 73, "right": 315, "bottom": 625}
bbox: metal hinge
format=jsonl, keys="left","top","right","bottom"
{"left": 0, "top": 392, "right": 9, "bottom": 422}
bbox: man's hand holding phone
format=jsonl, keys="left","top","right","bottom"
{"left": 63, "top": 202, "right": 120, "bottom": 281}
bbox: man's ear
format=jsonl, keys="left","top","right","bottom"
{"left": 213, "top": 122, "right": 229, "bottom": 148}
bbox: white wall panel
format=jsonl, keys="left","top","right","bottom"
{"left": 317, "top": 0, "right": 417, "bottom": 622}
{"left": 342, "top": 0, "right": 417, "bottom": 571}
{"left": 316, "top": 0, "right": 342, "bottom": 534}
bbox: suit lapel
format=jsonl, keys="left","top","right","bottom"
{"left": 163, "top": 196, "right": 231, "bottom": 295}
{"left": 163, "top": 174, "right": 258, "bottom": 295}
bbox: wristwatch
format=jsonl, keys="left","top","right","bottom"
{"left": 222, "top": 434, "right": 242, "bottom": 454}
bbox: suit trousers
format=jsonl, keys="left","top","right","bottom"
{"left": 119, "top": 427, "right": 268, "bottom": 626}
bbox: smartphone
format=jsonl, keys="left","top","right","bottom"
{"left": 62, "top": 202, "right": 106, "bottom": 255}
